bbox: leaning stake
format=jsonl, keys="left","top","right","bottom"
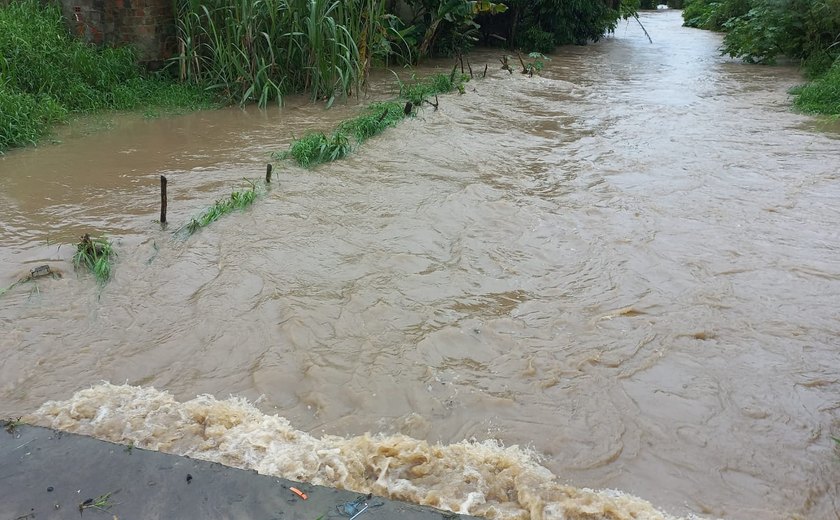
{"left": 265, "top": 163, "right": 273, "bottom": 184}
{"left": 160, "top": 175, "right": 168, "bottom": 225}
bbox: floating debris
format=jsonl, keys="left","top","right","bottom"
{"left": 0, "top": 264, "right": 61, "bottom": 297}
{"left": 29, "top": 264, "right": 52, "bottom": 278}
{"left": 289, "top": 486, "right": 307, "bottom": 500}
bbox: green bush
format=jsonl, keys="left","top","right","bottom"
{"left": 520, "top": 26, "right": 555, "bottom": 54}
{"left": 702, "top": 0, "right": 840, "bottom": 71}
{"left": 684, "top": 0, "right": 840, "bottom": 67}
{"left": 682, "top": 0, "right": 751, "bottom": 30}
{"left": 720, "top": 0, "right": 840, "bottom": 66}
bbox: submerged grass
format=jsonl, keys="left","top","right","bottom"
{"left": 0, "top": 265, "right": 59, "bottom": 297}
{"left": 277, "top": 72, "right": 467, "bottom": 168}
{"left": 0, "top": 279, "right": 24, "bottom": 297}
{"left": 400, "top": 72, "right": 462, "bottom": 105}
{"left": 186, "top": 180, "right": 262, "bottom": 234}
{"left": 0, "top": 0, "right": 216, "bottom": 153}
{"left": 79, "top": 492, "right": 115, "bottom": 513}
{"left": 72, "top": 235, "right": 116, "bottom": 284}
{"left": 338, "top": 101, "right": 405, "bottom": 142}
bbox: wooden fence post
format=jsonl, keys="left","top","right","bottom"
{"left": 160, "top": 175, "right": 168, "bottom": 224}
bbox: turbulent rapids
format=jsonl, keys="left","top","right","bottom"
{"left": 30, "top": 383, "right": 685, "bottom": 520}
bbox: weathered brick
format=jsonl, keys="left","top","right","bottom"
{"left": 58, "top": 0, "right": 174, "bottom": 62}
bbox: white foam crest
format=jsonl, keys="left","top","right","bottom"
{"left": 28, "top": 383, "right": 691, "bottom": 520}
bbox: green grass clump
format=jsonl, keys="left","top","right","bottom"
{"left": 278, "top": 72, "right": 467, "bottom": 168}
{"left": 400, "top": 72, "right": 465, "bottom": 105}
{"left": 792, "top": 61, "right": 840, "bottom": 116}
{"left": 277, "top": 101, "right": 404, "bottom": 167}
{"left": 338, "top": 101, "right": 405, "bottom": 142}
{"left": 73, "top": 235, "right": 116, "bottom": 284}
{"left": 186, "top": 181, "right": 262, "bottom": 234}
{"left": 0, "top": 0, "right": 216, "bottom": 153}
{"left": 280, "top": 131, "right": 353, "bottom": 167}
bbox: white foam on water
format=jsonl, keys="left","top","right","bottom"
{"left": 29, "top": 383, "right": 695, "bottom": 520}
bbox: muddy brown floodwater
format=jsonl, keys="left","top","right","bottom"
{"left": 1, "top": 10, "right": 839, "bottom": 520}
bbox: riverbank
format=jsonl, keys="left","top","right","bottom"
{"left": 2, "top": 10, "right": 838, "bottom": 519}
{"left": 681, "top": 0, "right": 840, "bottom": 116}
{"left": 0, "top": 420, "right": 479, "bottom": 520}
{"left": 0, "top": 0, "right": 216, "bottom": 154}
{"left": 791, "top": 62, "right": 840, "bottom": 115}
{"left": 0, "top": 0, "right": 644, "bottom": 154}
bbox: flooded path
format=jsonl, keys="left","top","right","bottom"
{"left": 1, "top": 10, "right": 839, "bottom": 519}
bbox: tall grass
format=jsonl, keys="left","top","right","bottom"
{"left": 0, "top": 0, "right": 214, "bottom": 153}
{"left": 175, "top": 0, "right": 394, "bottom": 107}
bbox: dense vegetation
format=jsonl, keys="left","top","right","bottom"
{"left": 472, "top": 1, "right": 641, "bottom": 54}
{"left": 0, "top": 0, "right": 214, "bottom": 152}
{"left": 1, "top": 0, "right": 641, "bottom": 153}
{"left": 174, "top": 0, "right": 644, "bottom": 105}
{"left": 682, "top": 0, "right": 840, "bottom": 114}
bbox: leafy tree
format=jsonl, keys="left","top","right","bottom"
{"left": 401, "top": 0, "right": 508, "bottom": 58}
{"left": 478, "top": 0, "right": 639, "bottom": 53}
{"left": 682, "top": 0, "right": 752, "bottom": 29}
{"left": 722, "top": 0, "right": 840, "bottom": 71}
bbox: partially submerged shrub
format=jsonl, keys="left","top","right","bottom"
{"left": 73, "top": 235, "right": 116, "bottom": 284}
{"left": 338, "top": 101, "right": 406, "bottom": 142}
{"left": 400, "top": 72, "right": 464, "bottom": 105}
{"left": 186, "top": 181, "right": 262, "bottom": 234}
{"left": 279, "top": 131, "right": 353, "bottom": 168}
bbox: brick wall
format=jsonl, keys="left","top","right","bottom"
{"left": 58, "top": 0, "right": 175, "bottom": 64}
